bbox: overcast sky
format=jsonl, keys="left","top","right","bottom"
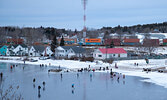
{"left": 0, "top": 0, "right": 167, "bottom": 30}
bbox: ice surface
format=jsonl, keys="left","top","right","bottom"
{"left": 0, "top": 56, "right": 167, "bottom": 88}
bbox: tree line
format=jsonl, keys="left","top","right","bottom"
{"left": 101, "top": 22, "right": 167, "bottom": 34}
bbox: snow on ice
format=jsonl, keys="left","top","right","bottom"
{"left": 0, "top": 56, "right": 167, "bottom": 88}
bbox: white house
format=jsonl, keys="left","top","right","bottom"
{"left": 29, "top": 45, "right": 45, "bottom": 57}
{"left": 41, "top": 46, "right": 53, "bottom": 57}
{"left": 8, "top": 44, "right": 28, "bottom": 56}
{"left": 55, "top": 46, "right": 85, "bottom": 58}
{"left": 55, "top": 46, "right": 70, "bottom": 58}
{"left": 6, "top": 45, "right": 15, "bottom": 56}
{"left": 93, "top": 48, "right": 127, "bottom": 60}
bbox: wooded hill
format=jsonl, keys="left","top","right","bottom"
{"left": 100, "top": 22, "right": 167, "bottom": 34}
{"left": 0, "top": 22, "right": 167, "bottom": 45}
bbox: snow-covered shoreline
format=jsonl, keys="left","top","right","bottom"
{"left": 0, "top": 56, "right": 167, "bottom": 88}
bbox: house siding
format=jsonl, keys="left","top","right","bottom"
{"left": 41, "top": 46, "right": 53, "bottom": 57}
{"left": 55, "top": 46, "right": 69, "bottom": 57}
{"left": 12, "top": 45, "right": 28, "bottom": 56}
{"left": 29, "top": 46, "right": 41, "bottom": 57}
{"left": 0, "top": 45, "right": 7, "bottom": 56}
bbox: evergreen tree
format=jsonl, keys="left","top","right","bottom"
{"left": 60, "top": 36, "right": 65, "bottom": 46}
{"left": 74, "top": 29, "right": 78, "bottom": 34}
{"left": 110, "top": 41, "right": 114, "bottom": 48}
{"left": 51, "top": 35, "right": 57, "bottom": 52}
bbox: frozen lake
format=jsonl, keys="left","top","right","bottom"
{"left": 0, "top": 62, "right": 167, "bottom": 100}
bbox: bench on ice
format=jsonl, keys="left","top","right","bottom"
{"left": 48, "top": 69, "right": 62, "bottom": 72}
{"left": 143, "top": 67, "right": 166, "bottom": 72}
{"left": 158, "top": 69, "right": 167, "bottom": 73}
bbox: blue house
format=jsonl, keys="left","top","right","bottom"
{"left": 0, "top": 45, "right": 8, "bottom": 56}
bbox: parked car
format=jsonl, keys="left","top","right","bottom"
{"left": 39, "top": 57, "right": 49, "bottom": 60}
{"left": 30, "top": 59, "right": 38, "bottom": 62}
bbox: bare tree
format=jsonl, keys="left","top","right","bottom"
{"left": 86, "top": 28, "right": 99, "bottom": 38}
{"left": 0, "top": 78, "right": 23, "bottom": 100}
{"left": 142, "top": 33, "right": 157, "bottom": 55}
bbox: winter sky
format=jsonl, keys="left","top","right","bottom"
{"left": 0, "top": 0, "right": 167, "bottom": 30}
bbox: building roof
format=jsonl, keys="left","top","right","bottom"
{"left": 7, "top": 38, "right": 24, "bottom": 44}
{"left": 104, "top": 39, "right": 121, "bottom": 45}
{"left": 33, "top": 45, "right": 45, "bottom": 52}
{"left": 99, "top": 48, "right": 127, "bottom": 54}
{"left": 0, "top": 45, "right": 7, "bottom": 49}
{"left": 70, "top": 46, "right": 85, "bottom": 53}
{"left": 124, "top": 39, "right": 140, "bottom": 43}
{"left": 163, "top": 39, "right": 167, "bottom": 43}
{"left": 61, "top": 46, "right": 72, "bottom": 50}
{"left": 8, "top": 44, "right": 27, "bottom": 48}
{"left": 61, "top": 46, "right": 85, "bottom": 53}
{"left": 143, "top": 39, "right": 159, "bottom": 46}
{"left": 20, "top": 44, "right": 28, "bottom": 48}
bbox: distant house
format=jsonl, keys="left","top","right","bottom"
{"left": 55, "top": 46, "right": 70, "bottom": 58}
{"left": 84, "top": 49, "right": 94, "bottom": 57}
{"left": 123, "top": 39, "right": 140, "bottom": 46}
{"left": 163, "top": 39, "right": 167, "bottom": 45}
{"left": 93, "top": 48, "right": 127, "bottom": 60}
{"left": 143, "top": 39, "right": 159, "bottom": 46}
{"left": 29, "top": 45, "right": 45, "bottom": 57}
{"left": 0, "top": 45, "right": 8, "bottom": 56}
{"left": 7, "top": 38, "right": 24, "bottom": 44}
{"left": 67, "top": 46, "right": 85, "bottom": 58}
{"left": 8, "top": 44, "right": 28, "bottom": 56}
{"left": 7, "top": 45, "right": 16, "bottom": 56}
{"left": 55, "top": 46, "right": 85, "bottom": 58}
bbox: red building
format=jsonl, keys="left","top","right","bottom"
{"left": 104, "top": 39, "right": 121, "bottom": 46}
{"left": 143, "top": 39, "right": 159, "bottom": 46}
{"left": 123, "top": 39, "right": 140, "bottom": 46}
{"left": 163, "top": 39, "right": 167, "bottom": 45}
{"left": 7, "top": 38, "right": 24, "bottom": 44}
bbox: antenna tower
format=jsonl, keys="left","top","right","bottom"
{"left": 82, "top": 0, "right": 87, "bottom": 38}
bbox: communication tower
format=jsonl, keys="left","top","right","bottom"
{"left": 82, "top": 0, "right": 88, "bottom": 38}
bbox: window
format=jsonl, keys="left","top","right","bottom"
{"left": 113, "top": 54, "right": 115, "bottom": 56}
{"left": 98, "top": 55, "right": 102, "bottom": 57}
{"left": 66, "top": 50, "right": 67, "bottom": 52}
{"left": 71, "top": 51, "right": 73, "bottom": 53}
